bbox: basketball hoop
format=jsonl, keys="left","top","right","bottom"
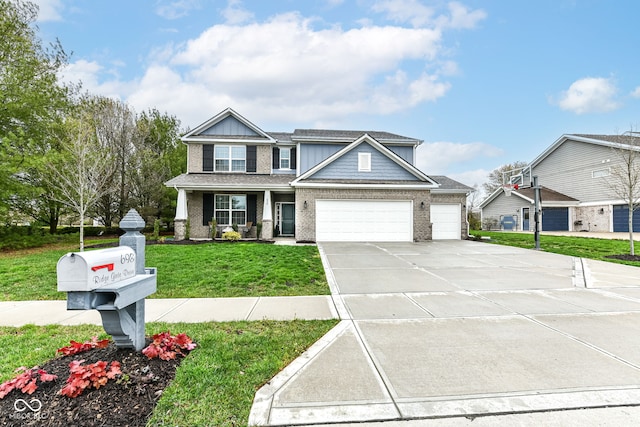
{"left": 502, "top": 183, "right": 519, "bottom": 197}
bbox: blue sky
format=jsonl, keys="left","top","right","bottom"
{"left": 33, "top": 0, "right": 640, "bottom": 194}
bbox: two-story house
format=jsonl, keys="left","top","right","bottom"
{"left": 165, "top": 108, "right": 472, "bottom": 242}
{"left": 479, "top": 133, "right": 640, "bottom": 232}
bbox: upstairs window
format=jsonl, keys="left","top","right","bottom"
{"left": 280, "top": 148, "right": 291, "bottom": 169}
{"left": 592, "top": 168, "right": 610, "bottom": 178}
{"left": 215, "top": 145, "right": 246, "bottom": 172}
{"left": 358, "top": 152, "right": 371, "bottom": 172}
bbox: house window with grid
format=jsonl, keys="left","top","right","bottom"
{"left": 215, "top": 145, "right": 246, "bottom": 172}
{"left": 280, "top": 148, "right": 291, "bottom": 169}
{"left": 215, "top": 195, "right": 246, "bottom": 225}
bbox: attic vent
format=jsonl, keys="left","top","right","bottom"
{"left": 358, "top": 152, "right": 371, "bottom": 172}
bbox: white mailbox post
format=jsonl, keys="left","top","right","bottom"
{"left": 57, "top": 209, "right": 157, "bottom": 351}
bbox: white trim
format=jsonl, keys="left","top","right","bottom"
{"left": 358, "top": 152, "right": 371, "bottom": 172}
{"left": 292, "top": 182, "right": 436, "bottom": 190}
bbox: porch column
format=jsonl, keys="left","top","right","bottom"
{"left": 174, "top": 188, "right": 188, "bottom": 241}
{"left": 262, "top": 190, "right": 273, "bottom": 240}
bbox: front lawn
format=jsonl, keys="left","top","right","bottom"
{"left": 471, "top": 231, "right": 640, "bottom": 267}
{"left": 0, "top": 242, "right": 329, "bottom": 301}
{"left": 0, "top": 320, "right": 338, "bottom": 427}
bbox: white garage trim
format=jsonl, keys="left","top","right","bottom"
{"left": 316, "top": 200, "right": 413, "bottom": 242}
{"left": 431, "top": 204, "right": 461, "bottom": 240}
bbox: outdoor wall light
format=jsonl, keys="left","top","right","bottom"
{"left": 420, "top": 201, "right": 425, "bottom": 210}
{"left": 303, "top": 201, "right": 308, "bottom": 209}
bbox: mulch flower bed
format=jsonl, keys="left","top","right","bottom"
{"left": 605, "top": 254, "right": 640, "bottom": 262}
{"left": 0, "top": 342, "right": 183, "bottom": 427}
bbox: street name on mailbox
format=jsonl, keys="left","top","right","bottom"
{"left": 57, "top": 247, "right": 137, "bottom": 292}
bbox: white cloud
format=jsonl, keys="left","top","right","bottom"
{"left": 631, "top": 86, "right": 640, "bottom": 98}
{"left": 33, "top": 0, "right": 63, "bottom": 22}
{"left": 222, "top": 0, "right": 254, "bottom": 24}
{"left": 415, "top": 141, "right": 502, "bottom": 175}
{"left": 372, "top": 0, "right": 486, "bottom": 29}
{"left": 556, "top": 77, "right": 620, "bottom": 114}
{"left": 128, "top": 12, "right": 452, "bottom": 126}
{"left": 155, "top": 0, "right": 201, "bottom": 20}
{"left": 60, "top": 3, "right": 484, "bottom": 128}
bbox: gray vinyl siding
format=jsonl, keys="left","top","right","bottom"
{"left": 482, "top": 194, "right": 531, "bottom": 230}
{"left": 387, "top": 146, "right": 414, "bottom": 164}
{"left": 532, "top": 140, "right": 616, "bottom": 202}
{"left": 201, "top": 116, "right": 259, "bottom": 136}
{"left": 299, "top": 144, "right": 346, "bottom": 174}
{"left": 309, "top": 142, "right": 418, "bottom": 181}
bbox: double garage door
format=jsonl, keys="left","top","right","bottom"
{"left": 315, "top": 200, "right": 461, "bottom": 241}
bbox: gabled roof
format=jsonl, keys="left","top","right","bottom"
{"left": 182, "top": 108, "right": 275, "bottom": 144}
{"left": 530, "top": 133, "right": 640, "bottom": 169}
{"left": 291, "top": 133, "right": 438, "bottom": 188}
{"left": 479, "top": 185, "right": 578, "bottom": 209}
{"left": 430, "top": 176, "right": 474, "bottom": 194}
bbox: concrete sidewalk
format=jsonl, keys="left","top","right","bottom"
{"left": 0, "top": 295, "right": 338, "bottom": 326}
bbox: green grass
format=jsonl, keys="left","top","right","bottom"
{"left": 471, "top": 231, "right": 640, "bottom": 267}
{"left": 0, "top": 320, "right": 338, "bottom": 427}
{"left": 0, "top": 242, "right": 328, "bottom": 301}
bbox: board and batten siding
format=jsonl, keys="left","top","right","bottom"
{"left": 309, "top": 142, "right": 418, "bottom": 181}
{"left": 532, "top": 140, "right": 617, "bottom": 203}
{"left": 201, "top": 116, "right": 259, "bottom": 136}
{"left": 299, "top": 144, "right": 346, "bottom": 174}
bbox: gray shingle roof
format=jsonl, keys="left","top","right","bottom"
{"left": 165, "top": 173, "right": 293, "bottom": 189}
{"left": 291, "top": 129, "right": 421, "bottom": 144}
{"left": 430, "top": 175, "right": 473, "bottom": 191}
{"left": 571, "top": 134, "right": 640, "bottom": 145}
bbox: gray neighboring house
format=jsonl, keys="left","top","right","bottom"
{"left": 479, "top": 133, "right": 640, "bottom": 232}
{"left": 165, "top": 108, "right": 472, "bottom": 242}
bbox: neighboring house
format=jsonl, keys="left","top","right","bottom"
{"left": 165, "top": 108, "right": 472, "bottom": 242}
{"left": 479, "top": 134, "right": 640, "bottom": 232}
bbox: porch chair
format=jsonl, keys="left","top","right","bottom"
{"left": 241, "top": 222, "right": 253, "bottom": 238}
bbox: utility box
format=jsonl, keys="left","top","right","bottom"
{"left": 57, "top": 247, "right": 137, "bottom": 292}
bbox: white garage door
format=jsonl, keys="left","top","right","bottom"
{"left": 431, "top": 204, "right": 461, "bottom": 240}
{"left": 316, "top": 200, "right": 412, "bottom": 242}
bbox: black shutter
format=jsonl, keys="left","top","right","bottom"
{"left": 203, "top": 193, "right": 214, "bottom": 226}
{"left": 246, "top": 146, "right": 257, "bottom": 173}
{"left": 290, "top": 147, "right": 296, "bottom": 169}
{"left": 272, "top": 147, "right": 279, "bottom": 169}
{"left": 247, "top": 194, "right": 257, "bottom": 224}
{"left": 203, "top": 145, "right": 214, "bottom": 172}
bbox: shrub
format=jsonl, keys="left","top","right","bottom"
{"left": 152, "top": 219, "right": 161, "bottom": 241}
{"left": 256, "top": 222, "right": 263, "bottom": 240}
{"left": 222, "top": 231, "right": 241, "bottom": 241}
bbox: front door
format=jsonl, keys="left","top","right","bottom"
{"left": 281, "top": 203, "right": 295, "bottom": 235}
{"left": 522, "top": 207, "right": 530, "bottom": 231}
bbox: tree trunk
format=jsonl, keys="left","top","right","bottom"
{"left": 629, "top": 205, "right": 635, "bottom": 256}
{"left": 79, "top": 212, "right": 85, "bottom": 252}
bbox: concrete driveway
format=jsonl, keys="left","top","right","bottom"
{"left": 250, "top": 241, "right": 640, "bottom": 426}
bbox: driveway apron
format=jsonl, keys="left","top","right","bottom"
{"left": 249, "top": 241, "right": 640, "bottom": 426}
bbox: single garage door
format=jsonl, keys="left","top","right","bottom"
{"left": 613, "top": 204, "right": 640, "bottom": 232}
{"left": 542, "top": 207, "right": 569, "bottom": 231}
{"left": 431, "top": 204, "right": 461, "bottom": 240}
{"left": 316, "top": 200, "right": 412, "bottom": 242}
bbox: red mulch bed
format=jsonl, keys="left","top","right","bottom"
{"left": 0, "top": 343, "right": 184, "bottom": 427}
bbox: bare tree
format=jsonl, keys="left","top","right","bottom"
{"left": 608, "top": 132, "right": 640, "bottom": 255}
{"left": 483, "top": 161, "right": 529, "bottom": 195}
{"left": 46, "top": 115, "right": 116, "bottom": 250}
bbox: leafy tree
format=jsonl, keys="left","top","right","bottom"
{"left": 131, "top": 109, "right": 184, "bottom": 224}
{"left": 607, "top": 132, "right": 640, "bottom": 255}
{"left": 483, "top": 161, "right": 529, "bottom": 195}
{"left": 0, "top": 0, "right": 71, "bottom": 225}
